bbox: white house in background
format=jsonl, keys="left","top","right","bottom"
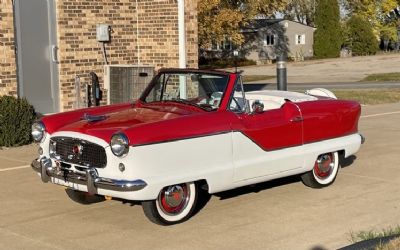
{"left": 242, "top": 19, "right": 316, "bottom": 64}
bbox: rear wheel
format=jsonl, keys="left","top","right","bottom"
{"left": 142, "top": 182, "right": 197, "bottom": 225}
{"left": 301, "top": 152, "right": 339, "bottom": 188}
{"left": 65, "top": 189, "right": 105, "bottom": 205}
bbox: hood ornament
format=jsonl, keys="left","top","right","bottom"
{"left": 82, "top": 113, "right": 107, "bottom": 122}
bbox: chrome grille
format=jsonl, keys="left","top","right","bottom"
{"left": 49, "top": 137, "right": 107, "bottom": 168}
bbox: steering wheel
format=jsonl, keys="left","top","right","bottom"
{"left": 209, "top": 92, "right": 223, "bottom": 107}
{"left": 191, "top": 96, "right": 207, "bottom": 104}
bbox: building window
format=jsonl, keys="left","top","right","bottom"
{"left": 263, "top": 34, "right": 275, "bottom": 46}
{"left": 211, "top": 38, "right": 232, "bottom": 51}
{"left": 295, "top": 34, "right": 306, "bottom": 45}
{"left": 211, "top": 41, "right": 219, "bottom": 51}
{"left": 222, "top": 38, "right": 232, "bottom": 51}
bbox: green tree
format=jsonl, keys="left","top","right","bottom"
{"left": 347, "top": 15, "right": 379, "bottom": 55}
{"left": 343, "top": 0, "right": 399, "bottom": 19}
{"left": 342, "top": 0, "right": 399, "bottom": 42}
{"left": 313, "top": 0, "right": 342, "bottom": 58}
{"left": 198, "top": 0, "right": 288, "bottom": 49}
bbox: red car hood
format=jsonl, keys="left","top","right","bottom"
{"left": 51, "top": 104, "right": 201, "bottom": 142}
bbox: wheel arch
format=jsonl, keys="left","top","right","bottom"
{"left": 338, "top": 149, "right": 345, "bottom": 163}
{"left": 196, "top": 179, "right": 210, "bottom": 192}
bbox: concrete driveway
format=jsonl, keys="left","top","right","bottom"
{"left": 1, "top": 103, "right": 400, "bottom": 250}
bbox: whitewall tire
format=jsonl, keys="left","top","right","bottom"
{"left": 301, "top": 152, "right": 339, "bottom": 188}
{"left": 142, "top": 182, "right": 198, "bottom": 225}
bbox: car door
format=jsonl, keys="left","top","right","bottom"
{"left": 230, "top": 80, "right": 304, "bottom": 182}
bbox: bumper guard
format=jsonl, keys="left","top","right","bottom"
{"left": 31, "top": 157, "right": 147, "bottom": 194}
{"left": 360, "top": 134, "right": 366, "bottom": 144}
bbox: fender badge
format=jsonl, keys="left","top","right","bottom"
{"left": 72, "top": 144, "right": 83, "bottom": 155}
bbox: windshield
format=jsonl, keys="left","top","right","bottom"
{"left": 142, "top": 72, "right": 229, "bottom": 111}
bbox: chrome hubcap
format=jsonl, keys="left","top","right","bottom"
{"left": 314, "top": 153, "right": 334, "bottom": 179}
{"left": 164, "top": 185, "right": 185, "bottom": 207}
{"left": 158, "top": 184, "right": 190, "bottom": 215}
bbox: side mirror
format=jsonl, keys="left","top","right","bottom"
{"left": 252, "top": 100, "right": 264, "bottom": 114}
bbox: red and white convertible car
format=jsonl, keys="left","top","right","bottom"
{"left": 31, "top": 68, "right": 364, "bottom": 225}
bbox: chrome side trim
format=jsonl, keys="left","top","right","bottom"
{"left": 31, "top": 158, "right": 147, "bottom": 193}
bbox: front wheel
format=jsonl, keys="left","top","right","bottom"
{"left": 142, "top": 182, "right": 198, "bottom": 225}
{"left": 301, "top": 152, "right": 339, "bottom": 188}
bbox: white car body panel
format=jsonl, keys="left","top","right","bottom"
{"left": 38, "top": 130, "right": 362, "bottom": 201}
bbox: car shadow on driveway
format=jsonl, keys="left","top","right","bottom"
{"left": 340, "top": 155, "right": 357, "bottom": 169}
{"left": 215, "top": 175, "right": 301, "bottom": 200}
{"left": 113, "top": 155, "right": 358, "bottom": 218}
{"left": 210, "top": 155, "right": 358, "bottom": 201}
{"left": 192, "top": 176, "right": 301, "bottom": 218}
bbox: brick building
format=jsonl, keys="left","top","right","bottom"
{"left": 0, "top": 0, "right": 198, "bottom": 114}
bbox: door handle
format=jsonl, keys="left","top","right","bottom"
{"left": 290, "top": 116, "right": 303, "bottom": 122}
{"left": 51, "top": 45, "right": 58, "bottom": 63}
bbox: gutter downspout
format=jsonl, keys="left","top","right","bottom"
{"left": 178, "top": 0, "right": 186, "bottom": 69}
{"left": 178, "top": 0, "right": 187, "bottom": 98}
{"left": 136, "top": 0, "right": 141, "bottom": 65}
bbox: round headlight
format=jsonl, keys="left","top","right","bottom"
{"left": 110, "top": 133, "right": 129, "bottom": 156}
{"left": 31, "top": 122, "right": 46, "bottom": 142}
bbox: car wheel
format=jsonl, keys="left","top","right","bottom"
{"left": 65, "top": 189, "right": 105, "bottom": 205}
{"left": 301, "top": 152, "right": 339, "bottom": 188}
{"left": 142, "top": 182, "right": 198, "bottom": 225}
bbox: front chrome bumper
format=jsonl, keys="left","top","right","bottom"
{"left": 360, "top": 134, "right": 366, "bottom": 144}
{"left": 31, "top": 157, "right": 147, "bottom": 194}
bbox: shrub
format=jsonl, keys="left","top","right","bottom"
{"left": 199, "top": 57, "right": 256, "bottom": 69}
{"left": 0, "top": 96, "right": 36, "bottom": 147}
{"left": 347, "top": 15, "right": 379, "bottom": 56}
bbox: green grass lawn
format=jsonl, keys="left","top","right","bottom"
{"left": 242, "top": 75, "right": 275, "bottom": 83}
{"left": 377, "top": 238, "right": 400, "bottom": 250}
{"left": 362, "top": 73, "right": 400, "bottom": 82}
{"left": 333, "top": 89, "right": 400, "bottom": 105}
{"left": 349, "top": 226, "right": 400, "bottom": 250}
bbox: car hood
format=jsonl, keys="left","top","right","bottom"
{"left": 54, "top": 104, "right": 200, "bottom": 141}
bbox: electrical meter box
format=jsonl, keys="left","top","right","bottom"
{"left": 96, "top": 24, "right": 110, "bottom": 42}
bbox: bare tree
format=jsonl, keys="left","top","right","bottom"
{"left": 285, "top": 0, "right": 316, "bottom": 26}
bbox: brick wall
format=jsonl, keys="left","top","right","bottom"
{"left": 57, "top": 0, "right": 198, "bottom": 111}
{"left": 0, "top": 0, "right": 198, "bottom": 111}
{"left": 0, "top": 0, "right": 17, "bottom": 96}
